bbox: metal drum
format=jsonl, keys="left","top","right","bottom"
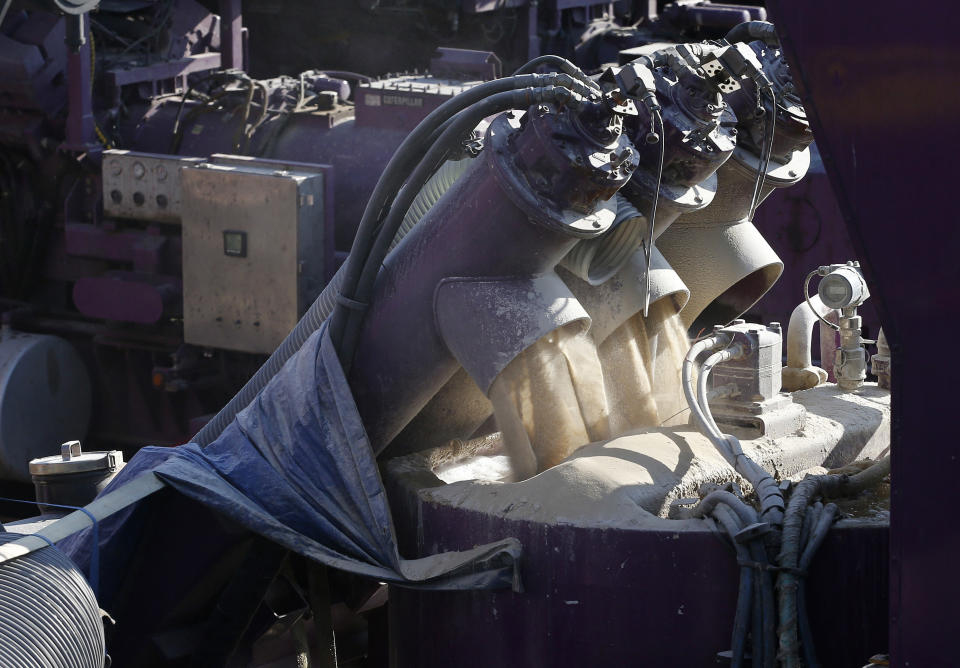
{"left": 0, "top": 328, "right": 92, "bottom": 482}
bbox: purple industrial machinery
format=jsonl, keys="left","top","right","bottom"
{"left": 0, "top": 0, "right": 848, "bottom": 475}
{"left": 0, "top": 0, "right": 516, "bottom": 469}
{"left": 0, "top": 0, "right": 926, "bottom": 665}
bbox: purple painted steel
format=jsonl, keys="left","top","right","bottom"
{"left": 107, "top": 53, "right": 221, "bottom": 98}
{"left": 385, "top": 480, "right": 888, "bottom": 668}
{"left": 0, "top": 11, "right": 66, "bottom": 114}
{"left": 218, "top": 0, "right": 243, "bottom": 71}
{"left": 752, "top": 155, "right": 881, "bottom": 346}
{"left": 765, "top": 3, "right": 960, "bottom": 664}
{"left": 73, "top": 273, "right": 180, "bottom": 324}
{"left": 63, "top": 26, "right": 96, "bottom": 151}
{"left": 65, "top": 223, "right": 170, "bottom": 272}
{"left": 348, "top": 107, "right": 633, "bottom": 453}
{"left": 429, "top": 47, "right": 501, "bottom": 81}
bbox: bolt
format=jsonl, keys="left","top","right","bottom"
{"left": 788, "top": 169, "right": 797, "bottom": 177}
{"left": 694, "top": 194, "right": 703, "bottom": 204}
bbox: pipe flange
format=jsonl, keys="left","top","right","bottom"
{"left": 486, "top": 111, "right": 629, "bottom": 239}
{"left": 726, "top": 144, "right": 810, "bottom": 187}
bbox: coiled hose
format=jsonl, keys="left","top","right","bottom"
{"left": 560, "top": 193, "right": 646, "bottom": 285}
{"left": 0, "top": 533, "right": 105, "bottom": 668}
{"left": 389, "top": 158, "right": 474, "bottom": 252}
{"left": 194, "top": 70, "right": 588, "bottom": 446}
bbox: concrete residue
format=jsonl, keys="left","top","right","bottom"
{"left": 384, "top": 384, "right": 890, "bottom": 530}
{"left": 487, "top": 299, "right": 692, "bottom": 480}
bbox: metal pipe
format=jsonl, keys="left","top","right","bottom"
{"left": 782, "top": 294, "right": 836, "bottom": 391}
{"left": 348, "top": 103, "right": 635, "bottom": 452}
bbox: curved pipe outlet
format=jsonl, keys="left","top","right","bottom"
{"left": 782, "top": 294, "right": 836, "bottom": 392}
{"left": 656, "top": 217, "right": 782, "bottom": 334}
{"left": 658, "top": 146, "right": 810, "bottom": 333}
{"left": 349, "top": 109, "right": 631, "bottom": 454}
{"left": 560, "top": 246, "right": 689, "bottom": 346}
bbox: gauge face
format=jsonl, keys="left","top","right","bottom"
{"left": 155, "top": 164, "right": 168, "bottom": 181}
{"left": 133, "top": 161, "right": 146, "bottom": 179}
{"left": 820, "top": 275, "right": 853, "bottom": 308}
{"left": 109, "top": 159, "right": 122, "bottom": 176}
{"left": 818, "top": 266, "right": 865, "bottom": 309}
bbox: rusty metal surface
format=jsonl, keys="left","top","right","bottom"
{"left": 766, "top": 2, "right": 960, "bottom": 663}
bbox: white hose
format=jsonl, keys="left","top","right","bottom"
{"left": 684, "top": 338, "right": 784, "bottom": 528}
{"left": 682, "top": 335, "right": 725, "bottom": 442}
{"left": 698, "top": 345, "right": 744, "bottom": 442}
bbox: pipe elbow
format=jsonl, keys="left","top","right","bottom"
{"left": 783, "top": 294, "right": 833, "bottom": 391}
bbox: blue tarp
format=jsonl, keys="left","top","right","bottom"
{"left": 63, "top": 325, "right": 521, "bottom": 596}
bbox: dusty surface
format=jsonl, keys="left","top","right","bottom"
{"left": 384, "top": 384, "right": 890, "bottom": 530}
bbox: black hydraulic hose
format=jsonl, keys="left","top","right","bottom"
{"left": 711, "top": 505, "right": 753, "bottom": 668}
{"left": 776, "top": 457, "right": 890, "bottom": 668}
{"left": 334, "top": 85, "right": 586, "bottom": 370}
{"left": 695, "top": 491, "right": 774, "bottom": 668}
{"left": 797, "top": 502, "right": 838, "bottom": 668}
{"left": 798, "top": 501, "right": 821, "bottom": 554}
{"left": 194, "top": 74, "right": 594, "bottom": 446}
{"left": 724, "top": 20, "right": 779, "bottom": 47}
{"left": 512, "top": 55, "right": 601, "bottom": 92}
{"left": 693, "top": 490, "right": 777, "bottom": 667}
{"left": 751, "top": 573, "right": 764, "bottom": 668}
{"left": 751, "top": 538, "right": 776, "bottom": 668}
{"left": 328, "top": 73, "right": 593, "bottom": 352}
{"left": 694, "top": 490, "right": 756, "bottom": 527}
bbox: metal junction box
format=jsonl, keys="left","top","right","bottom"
{"left": 180, "top": 161, "right": 326, "bottom": 354}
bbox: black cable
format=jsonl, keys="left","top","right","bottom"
{"left": 643, "top": 108, "right": 665, "bottom": 317}
{"left": 193, "top": 73, "right": 597, "bottom": 446}
{"left": 797, "top": 502, "right": 838, "bottom": 668}
{"left": 711, "top": 505, "right": 753, "bottom": 668}
{"left": 747, "top": 84, "right": 776, "bottom": 221}
{"left": 327, "top": 72, "right": 593, "bottom": 354}
{"left": 512, "top": 55, "right": 600, "bottom": 92}
{"left": 334, "top": 85, "right": 583, "bottom": 370}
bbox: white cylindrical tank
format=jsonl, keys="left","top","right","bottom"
{"left": 0, "top": 327, "right": 91, "bottom": 482}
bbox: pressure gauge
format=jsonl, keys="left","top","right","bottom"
{"left": 818, "top": 264, "right": 869, "bottom": 309}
